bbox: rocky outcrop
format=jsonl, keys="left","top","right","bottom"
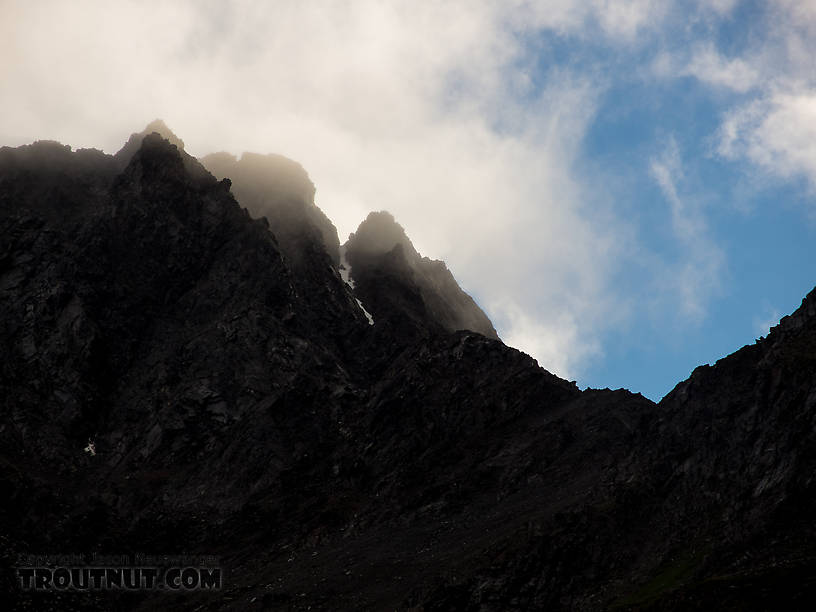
{"left": 113, "top": 119, "right": 186, "bottom": 166}
{"left": 344, "top": 211, "right": 499, "bottom": 340}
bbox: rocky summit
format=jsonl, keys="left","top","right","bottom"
{"left": 1, "top": 123, "right": 815, "bottom": 611}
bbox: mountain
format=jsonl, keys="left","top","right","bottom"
{"left": 343, "top": 211, "right": 499, "bottom": 341}
{"left": 200, "top": 151, "right": 341, "bottom": 268}
{"left": 114, "top": 119, "right": 187, "bottom": 166}
{"left": 1, "top": 124, "right": 814, "bottom": 610}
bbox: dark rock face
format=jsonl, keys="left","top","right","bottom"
{"left": 345, "top": 211, "right": 499, "bottom": 340}
{"left": 1, "top": 126, "right": 815, "bottom": 611}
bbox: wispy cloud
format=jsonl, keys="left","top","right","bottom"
{"left": 753, "top": 305, "right": 781, "bottom": 337}
{"left": 700, "top": 0, "right": 740, "bottom": 17}
{"left": 507, "top": 0, "right": 667, "bottom": 40}
{"left": 664, "top": 0, "right": 816, "bottom": 192}
{"left": 771, "top": 0, "right": 816, "bottom": 29}
{"left": 652, "top": 44, "right": 759, "bottom": 93}
{"left": 650, "top": 137, "right": 725, "bottom": 320}
{"left": 684, "top": 44, "right": 760, "bottom": 93}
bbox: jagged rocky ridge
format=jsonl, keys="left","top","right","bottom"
{"left": 344, "top": 211, "right": 499, "bottom": 341}
{"left": 0, "top": 124, "right": 814, "bottom": 610}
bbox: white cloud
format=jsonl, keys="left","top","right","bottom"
{"left": 718, "top": 91, "right": 816, "bottom": 189}
{"left": 515, "top": 0, "right": 667, "bottom": 40}
{"left": 492, "top": 297, "right": 601, "bottom": 379}
{"left": 714, "top": 0, "right": 740, "bottom": 14}
{"left": 672, "top": 0, "right": 816, "bottom": 190}
{"left": 684, "top": 44, "right": 760, "bottom": 92}
{"left": 651, "top": 44, "right": 759, "bottom": 93}
{"left": 593, "top": 0, "right": 667, "bottom": 40}
{"left": 639, "top": 0, "right": 816, "bottom": 202}
{"left": 771, "top": 0, "right": 816, "bottom": 28}
{"left": 697, "top": 0, "right": 740, "bottom": 17}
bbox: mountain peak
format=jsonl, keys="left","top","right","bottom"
{"left": 113, "top": 119, "right": 186, "bottom": 169}
{"left": 141, "top": 118, "right": 185, "bottom": 150}
{"left": 118, "top": 131, "right": 188, "bottom": 188}
{"left": 346, "top": 210, "right": 419, "bottom": 260}
{"left": 344, "top": 211, "right": 499, "bottom": 340}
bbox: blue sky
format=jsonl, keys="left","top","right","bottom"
{"left": 548, "top": 0, "right": 816, "bottom": 398}
{"left": 2, "top": 1, "right": 816, "bottom": 400}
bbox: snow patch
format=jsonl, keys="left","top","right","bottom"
{"left": 356, "top": 298, "right": 375, "bottom": 325}
{"left": 339, "top": 246, "right": 355, "bottom": 289}
{"left": 339, "top": 246, "right": 373, "bottom": 324}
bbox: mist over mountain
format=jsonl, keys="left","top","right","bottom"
{"left": 115, "top": 119, "right": 186, "bottom": 165}
{"left": 1, "top": 124, "right": 815, "bottom": 610}
{"left": 345, "top": 211, "right": 499, "bottom": 341}
{"left": 200, "top": 151, "right": 341, "bottom": 269}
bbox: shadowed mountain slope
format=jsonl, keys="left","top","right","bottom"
{"left": 1, "top": 126, "right": 815, "bottom": 611}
